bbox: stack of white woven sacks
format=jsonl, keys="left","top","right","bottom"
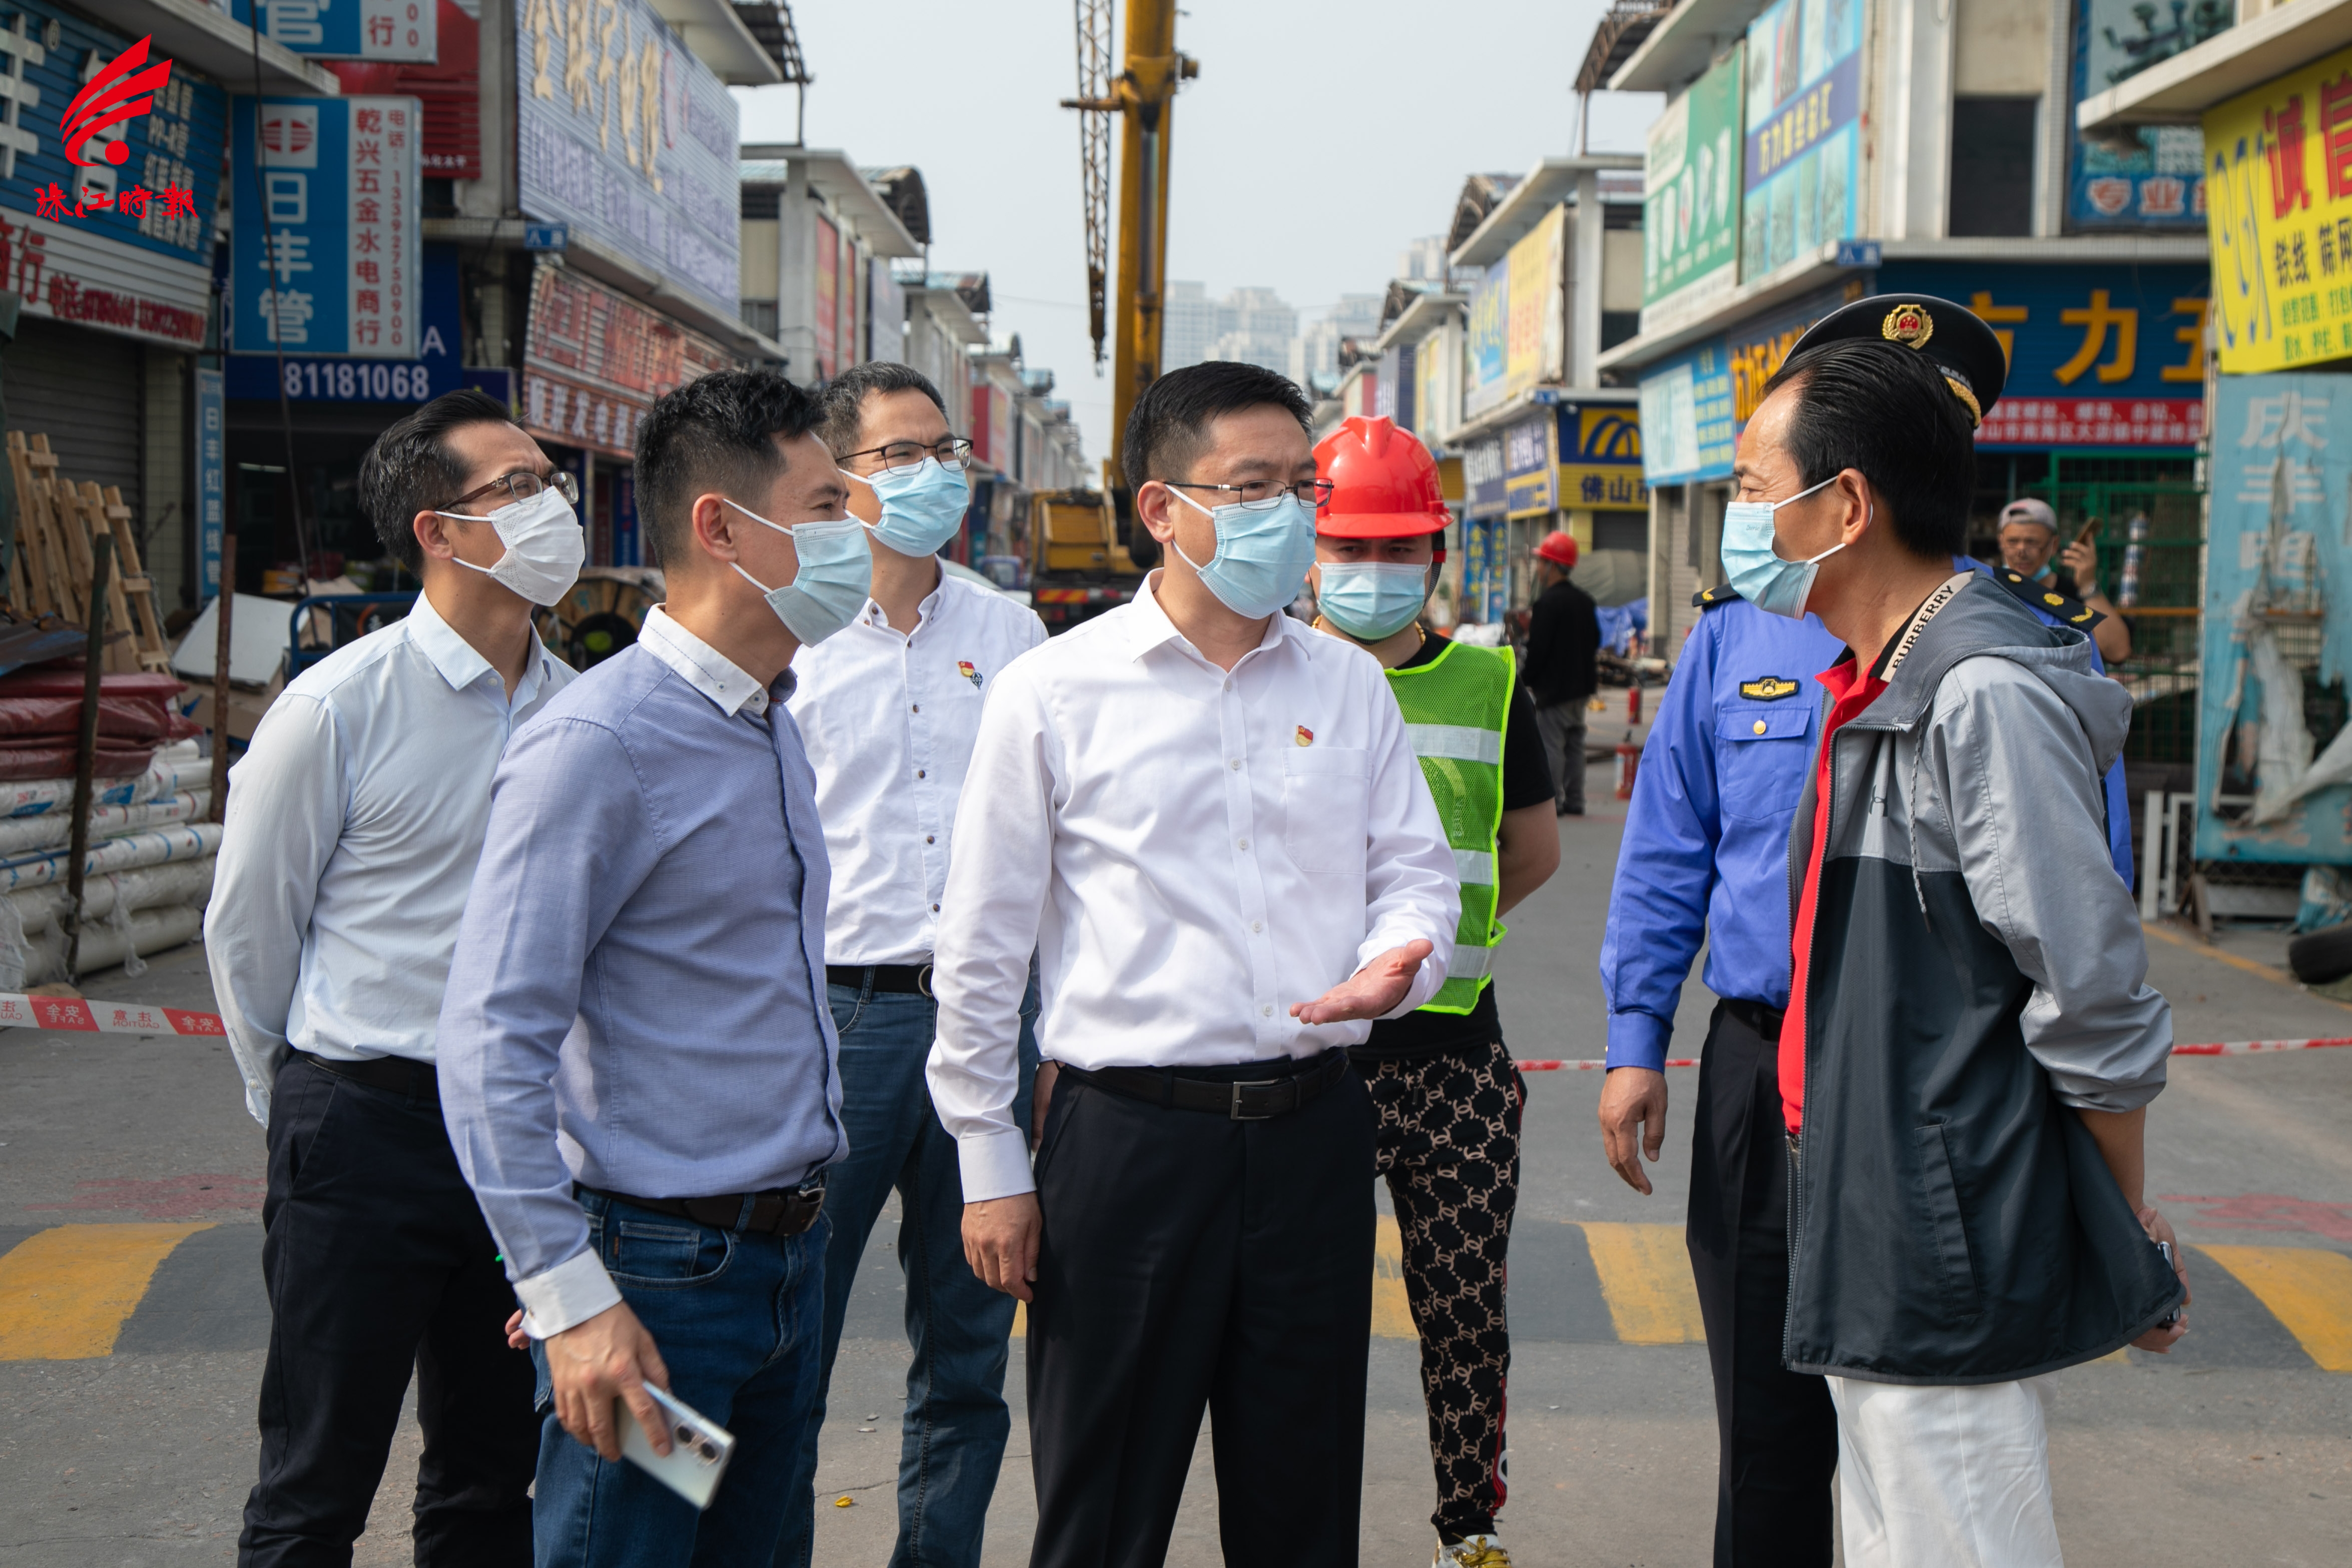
{"left": 0, "top": 738, "right": 218, "bottom": 986}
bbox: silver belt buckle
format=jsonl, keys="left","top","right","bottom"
{"left": 1228, "top": 1078, "right": 1282, "bottom": 1121}
{"left": 915, "top": 962, "right": 935, "bottom": 998}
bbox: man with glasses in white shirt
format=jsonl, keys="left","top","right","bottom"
{"left": 208, "top": 388, "right": 581, "bottom": 1566}
{"left": 775, "top": 362, "right": 1047, "bottom": 1568}
{"left": 929, "top": 361, "right": 1460, "bottom": 1568}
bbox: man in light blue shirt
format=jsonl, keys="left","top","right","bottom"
{"left": 439, "top": 370, "right": 857, "bottom": 1565}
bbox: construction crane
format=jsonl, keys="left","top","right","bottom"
{"left": 1029, "top": 1, "right": 1197, "bottom": 632}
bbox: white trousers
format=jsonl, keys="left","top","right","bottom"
{"left": 1825, "top": 1373, "right": 2064, "bottom": 1568}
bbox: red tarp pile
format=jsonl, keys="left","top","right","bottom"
{"left": 0, "top": 670, "right": 200, "bottom": 779}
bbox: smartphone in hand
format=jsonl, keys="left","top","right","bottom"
{"left": 615, "top": 1384, "right": 735, "bottom": 1509}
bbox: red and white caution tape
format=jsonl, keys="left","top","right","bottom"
{"left": 1516, "top": 1036, "right": 2352, "bottom": 1073}
{"left": 0, "top": 993, "right": 225, "bottom": 1036}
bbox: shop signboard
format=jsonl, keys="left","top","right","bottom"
{"left": 2195, "top": 372, "right": 2352, "bottom": 864}
{"left": 1375, "top": 343, "right": 1413, "bottom": 427}
{"left": 332, "top": 0, "right": 482, "bottom": 180}
{"left": 1740, "top": 0, "right": 1861, "bottom": 282}
{"left": 2070, "top": 0, "right": 2220, "bottom": 230}
{"left": 231, "top": 96, "right": 423, "bottom": 357}
{"left": 1636, "top": 338, "right": 1735, "bottom": 484}
{"left": 1465, "top": 257, "right": 1509, "bottom": 415}
{"left": 2203, "top": 43, "right": 2352, "bottom": 374}
{"left": 1644, "top": 44, "right": 1743, "bottom": 314}
{"left": 1415, "top": 329, "right": 1447, "bottom": 438}
{"left": 1459, "top": 516, "right": 1507, "bottom": 625}
{"left": 517, "top": 0, "right": 740, "bottom": 324}
{"left": 227, "top": 243, "right": 465, "bottom": 401}
{"left": 0, "top": 5, "right": 224, "bottom": 349}
{"left": 1462, "top": 435, "right": 1506, "bottom": 519}
{"left": 1878, "top": 262, "right": 2207, "bottom": 445}
{"left": 868, "top": 257, "right": 904, "bottom": 361}
{"left": 521, "top": 263, "right": 736, "bottom": 458}
{"left": 1504, "top": 207, "right": 1566, "bottom": 403}
{"left": 1503, "top": 414, "right": 1556, "bottom": 518}
{"left": 815, "top": 214, "right": 838, "bottom": 377}
{"left": 228, "top": 0, "right": 436, "bottom": 62}
{"left": 195, "top": 366, "right": 223, "bottom": 600}
{"left": 1557, "top": 404, "right": 1648, "bottom": 512}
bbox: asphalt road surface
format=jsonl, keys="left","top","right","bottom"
{"left": 3, "top": 759, "right": 2349, "bottom": 1565}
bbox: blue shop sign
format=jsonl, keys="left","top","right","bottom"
{"left": 227, "top": 243, "right": 463, "bottom": 401}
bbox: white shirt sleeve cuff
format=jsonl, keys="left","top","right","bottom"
{"left": 1359, "top": 926, "right": 1452, "bottom": 1017}
{"left": 515, "top": 1247, "right": 624, "bottom": 1339}
{"left": 956, "top": 1128, "right": 1038, "bottom": 1203}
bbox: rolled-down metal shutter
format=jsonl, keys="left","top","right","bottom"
{"left": 2, "top": 316, "right": 142, "bottom": 517}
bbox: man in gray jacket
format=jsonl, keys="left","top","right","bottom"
{"left": 1717, "top": 295, "right": 2188, "bottom": 1568}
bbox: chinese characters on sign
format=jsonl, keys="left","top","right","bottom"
{"left": 1741, "top": 0, "right": 1861, "bottom": 281}
{"left": 227, "top": 244, "right": 468, "bottom": 402}
{"left": 228, "top": 0, "right": 436, "bottom": 64}
{"left": 521, "top": 263, "right": 736, "bottom": 458}
{"left": 2072, "top": 0, "right": 2212, "bottom": 229}
{"left": 1976, "top": 399, "right": 2203, "bottom": 446}
{"left": 1636, "top": 341, "right": 1736, "bottom": 484}
{"left": 231, "top": 95, "right": 423, "bottom": 356}
{"left": 2205, "top": 45, "right": 2352, "bottom": 372}
{"left": 195, "top": 367, "right": 223, "bottom": 600}
{"left": 1502, "top": 415, "right": 1556, "bottom": 518}
{"left": 1645, "top": 44, "right": 1743, "bottom": 315}
{"left": 516, "top": 0, "right": 740, "bottom": 323}
{"left": 1558, "top": 406, "right": 1648, "bottom": 512}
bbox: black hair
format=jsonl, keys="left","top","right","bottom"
{"left": 634, "top": 371, "right": 822, "bottom": 569}
{"left": 1120, "top": 361, "right": 1311, "bottom": 491}
{"left": 355, "top": 388, "right": 523, "bottom": 572}
{"left": 816, "top": 361, "right": 947, "bottom": 458}
{"left": 1758, "top": 340, "right": 1975, "bottom": 560}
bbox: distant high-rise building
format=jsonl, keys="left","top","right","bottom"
{"left": 1396, "top": 235, "right": 1450, "bottom": 286}
{"left": 1162, "top": 281, "right": 1221, "bottom": 372}
{"left": 1208, "top": 287, "right": 1298, "bottom": 376}
{"left": 1289, "top": 293, "right": 1385, "bottom": 390}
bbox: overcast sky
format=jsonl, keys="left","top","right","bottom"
{"left": 733, "top": 1, "right": 1661, "bottom": 464}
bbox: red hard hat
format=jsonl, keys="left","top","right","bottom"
{"left": 1312, "top": 415, "right": 1450, "bottom": 538}
{"left": 1534, "top": 531, "right": 1579, "bottom": 567}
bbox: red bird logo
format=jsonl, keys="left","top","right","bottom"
{"left": 62, "top": 35, "right": 174, "bottom": 168}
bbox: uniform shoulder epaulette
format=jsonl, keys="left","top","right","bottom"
{"left": 1693, "top": 585, "right": 1742, "bottom": 611}
{"left": 1989, "top": 567, "right": 2104, "bottom": 631}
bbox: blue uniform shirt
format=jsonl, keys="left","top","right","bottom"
{"left": 1599, "top": 562, "right": 2134, "bottom": 1072}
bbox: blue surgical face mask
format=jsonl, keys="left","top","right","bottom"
{"left": 1168, "top": 487, "right": 1318, "bottom": 620}
{"left": 724, "top": 500, "right": 874, "bottom": 647}
{"left": 841, "top": 456, "right": 970, "bottom": 558}
{"left": 1315, "top": 559, "right": 1432, "bottom": 641}
{"left": 1720, "top": 474, "right": 1859, "bottom": 619}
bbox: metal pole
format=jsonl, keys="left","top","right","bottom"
{"left": 65, "top": 534, "right": 114, "bottom": 982}
{"left": 208, "top": 533, "right": 236, "bottom": 823}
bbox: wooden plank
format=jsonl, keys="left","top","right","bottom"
{"left": 78, "top": 484, "right": 138, "bottom": 672}
{"left": 94, "top": 486, "right": 167, "bottom": 671}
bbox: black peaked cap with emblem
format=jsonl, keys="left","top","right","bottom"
{"left": 1783, "top": 294, "right": 2009, "bottom": 429}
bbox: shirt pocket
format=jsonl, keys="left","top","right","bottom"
{"left": 1282, "top": 746, "right": 1370, "bottom": 877}
{"left": 1714, "top": 703, "right": 1814, "bottom": 822}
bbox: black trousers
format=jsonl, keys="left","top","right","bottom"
{"left": 1685, "top": 1002, "right": 1839, "bottom": 1568}
{"left": 1027, "top": 1054, "right": 1374, "bottom": 1568}
{"left": 240, "top": 1055, "right": 538, "bottom": 1567}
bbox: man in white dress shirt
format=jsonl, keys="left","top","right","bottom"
{"left": 928, "top": 361, "right": 1460, "bottom": 1568}
{"left": 206, "top": 389, "right": 580, "bottom": 1566}
{"left": 775, "top": 362, "right": 1048, "bottom": 1568}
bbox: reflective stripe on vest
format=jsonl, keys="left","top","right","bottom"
{"left": 1384, "top": 639, "right": 1513, "bottom": 1014}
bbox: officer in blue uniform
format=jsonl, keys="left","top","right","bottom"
{"left": 1598, "top": 478, "right": 2134, "bottom": 1561}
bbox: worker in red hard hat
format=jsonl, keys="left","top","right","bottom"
{"left": 1524, "top": 529, "right": 1600, "bottom": 815}
{"left": 1307, "top": 414, "right": 1560, "bottom": 1568}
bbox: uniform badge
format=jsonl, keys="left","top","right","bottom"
{"left": 1881, "top": 302, "right": 1934, "bottom": 347}
{"left": 957, "top": 661, "right": 983, "bottom": 690}
{"left": 1738, "top": 677, "right": 1800, "bottom": 701}
{"left": 1295, "top": 725, "right": 1314, "bottom": 747}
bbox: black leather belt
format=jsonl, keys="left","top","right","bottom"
{"left": 826, "top": 962, "right": 933, "bottom": 996}
{"left": 578, "top": 1182, "right": 826, "bottom": 1238}
{"left": 297, "top": 1050, "right": 438, "bottom": 1102}
{"left": 1722, "top": 998, "right": 1786, "bottom": 1041}
{"left": 1059, "top": 1050, "right": 1350, "bottom": 1121}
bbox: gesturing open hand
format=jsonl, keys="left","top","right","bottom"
{"left": 1290, "top": 940, "right": 1435, "bottom": 1024}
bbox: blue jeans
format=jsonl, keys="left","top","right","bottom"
{"left": 532, "top": 1191, "right": 828, "bottom": 1568}
{"left": 773, "top": 978, "right": 1038, "bottom": 1568}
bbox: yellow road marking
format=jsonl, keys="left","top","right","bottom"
{"left": 2144, "top": 922, "right": 2352, "bottom": 1016}
{"left": 1580, "top": 1222, "right": 1706, "bottom": 1345}
{"left": 1011, "top": 1301, "right": 1024, "bottom": 1337}
{"left": 2197, "top": 1245, "right": 2352, "bottom": 1372}
{"left": 0, "top": 1223, "right": 212, "bottom": 1360}
{"left": 1372, "top": 1215, "right": 1416, "bottom": 1339}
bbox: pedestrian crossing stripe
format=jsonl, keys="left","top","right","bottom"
{"left": 5, "top": 1225, "right": 2350, "bottom": 1371}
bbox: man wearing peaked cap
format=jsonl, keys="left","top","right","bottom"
{"left": 1694, "top": 296, "right": 2184, "bottom": 1567}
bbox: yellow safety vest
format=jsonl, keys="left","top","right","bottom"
{"left": 1383, "top": 638, "right": 1511, "bottom": 1013}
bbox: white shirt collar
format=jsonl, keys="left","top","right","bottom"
{"left": 638, "top": 605, "right": 782, "bottom": 716}
{"left": 1122, "top": 570, "right": 1303, "bottom": 665}
{"left": 860, "top": 563, "right": 953, "bottom": 636}
{"left": 404, "top": 590, "right": 552, "bottom": 707}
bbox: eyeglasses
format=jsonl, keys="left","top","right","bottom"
{"left": 440, "top": 468, "right": 581, "bottom": 514}
{"left": 838, "top": 437, "right": 976, "bottom": 473}
{"left": 1165, "top": 478, "right": 1335, "bottom": 511}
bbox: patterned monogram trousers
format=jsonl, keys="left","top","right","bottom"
{"left": 1362, "top": 1039, "right": 1523, "bottom": 1543}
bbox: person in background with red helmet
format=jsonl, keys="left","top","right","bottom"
{"left": 1308, "top": 415, "right": 1561, "bottom": 1568}
{"left": 1523, "top": 531, "right": 1601, "bottom": 815}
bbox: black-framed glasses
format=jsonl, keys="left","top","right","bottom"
{"left": 1166, "top": 477, "right": 1334, "bottom": 511}
{"left": 838, "top": 437, "right": 975, "bottom": 473}
{"left": 441, "top": 468, "right": 581, "bottom": 514}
